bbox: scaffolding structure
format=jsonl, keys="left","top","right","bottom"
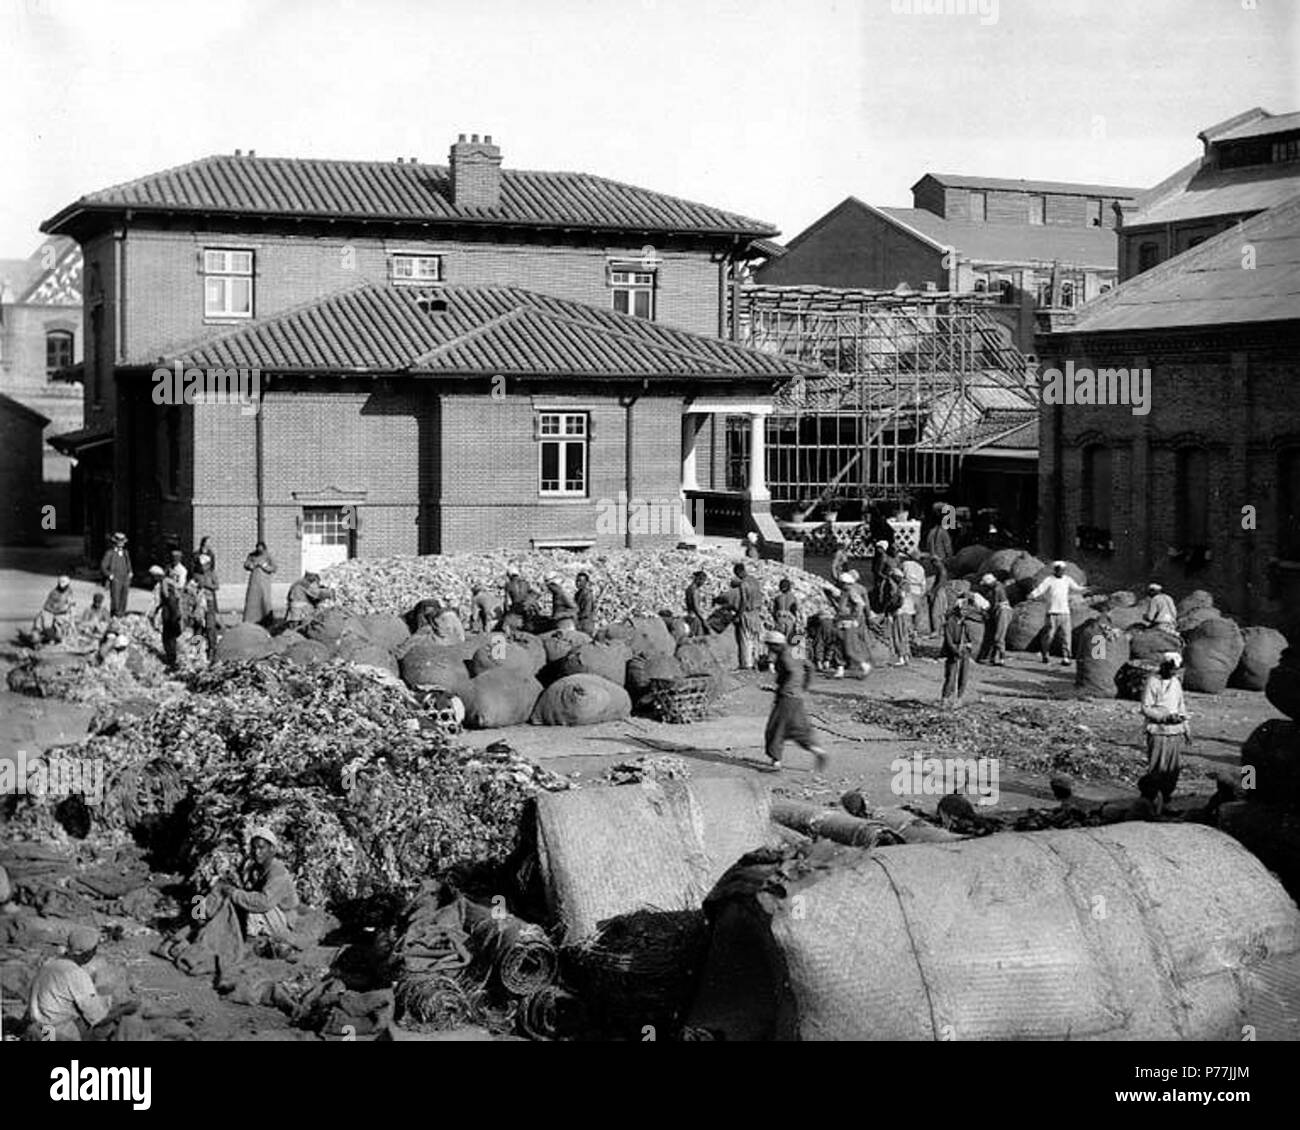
{"left": 736, "top": 285, "right": 1034, "bottom": 506}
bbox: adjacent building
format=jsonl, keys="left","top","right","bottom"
{"left": 0, "top": 393, "right": 51, "bottom": 544}
{"left": 42, "top": 135, "right": 814, "bottom": 574}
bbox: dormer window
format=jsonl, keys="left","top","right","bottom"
{"left": 1273, "top": 138, "right": 1300, "bottom": 164}
{"left": 390, "top": 253, "right": 442, "bottom": 284}
{"left": 203, "top": 248, "right": 254, "bottom": 319}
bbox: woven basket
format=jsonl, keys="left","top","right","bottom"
{"left": 646, "top": 673, "right": 713, "bottom": 724}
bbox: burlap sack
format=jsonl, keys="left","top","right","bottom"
{"left": 675, "top": 640, "right": 726, "bottom": 698}
{"left": 283, "top": 637, "right": 334, "bottom": 668}
{"left": 530, "top": 674, "right": 633, "bottom": 726}
{"left": 1076, "top": 619, "right": 1131, "bottom": 698}
{"left": 1008, "top": 601, "right": 1046, "bottom": 652}
{"left": 539, "top": 628, "right": 592, "bottom": 666}
{"left": 335, "top": 637, "right": 399, "bottom": 676}
{"left": 400, "top": 646, "right": 474, "bottom": 699}
{"left": 559, "top": 640, "right": 632, "bottom": 686}
{"left": 1009, "top": 554, "right": 1045, "bottom": 586}
{"left": 469, "top": 634, "right": 545, "bottom": 678}
{"left": 465, "top": 668, "right": 543, "bottom": 729}
{"left": 1130, "top": 627, "right": 1183, "bottom": 662}
{"left": 358, "top": 612, "right": 410, "bottom": 652}
{"left": 984, "top": 548, "right": 1024, "bottom": 577}
{"left": 628, "top": 616, "right": 675, "bottom": 660}
{"left": 304, "top": 608, "right": 367, "bottom": 646}
{"left": 214, "top": 623, "right": 274, "bottom": 662}
{"left": 1231, "top": 626, "right": 1287, "bottom": 692}
{"left": 949, "top": 545, "right": 991, "bottom": 577}
{"left": 1178, "top": 606, "right": 1220, "bottom": 634}
{"left": 1184, "top": 617, "right": 1245, "bottom": 694}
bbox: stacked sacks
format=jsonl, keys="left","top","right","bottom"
{"left": 1176, "top": 591, "right": 1219, "bottom": 634}
{"left": 1130, "top": 627, "right": 1183, "bottom": 663}
{"left": 1231, "top": 627, "right": 1288, "bottom": 692}
{"left": 1184, "top": 617, "right": 1245, "bottom": 694}
{"left": 626, "top": 652, "right": 685, "bottom": 710}
{"left": 469, "top": 633, "right": 546, "bottom": 679}
{"left": 1008, "top": 601, "right": 1047, "bottom": 653}
{"left": 1007, "top": 554, "right": 1045, "bottom": 602}
{"left": 674, "top": 640, "right": 727, "bottom": 699}
{"left": 1266, "top": 647, "right": 1300, "bottom": 721}
{"left": 530, "top": 675, "right": 632, "bottom": 726}
{"left": 400, "top": 641, "right": 475, "bottom": 701}
{"left": 949, "top": 545, "right": 992, "bottom": 578}
{"left": 304, "top": 608, "right": 368, "bottom": 647}
{"left": 282, "top": 637, "right": 335, "bottom": 667}
{"left": 465, "top": 668, "right": 544, "bottom": 729}
{"left": 984, "top": 548, "right": 1024, "bottom": 578}
{"left": 560, "top": 640, "right": 632, "bottom": 687}
{"left": 1075, "top": 617, "right": 1130, "bottom": 699}
{"left": 539, "top": 629, "right": 592, "bottom": 667}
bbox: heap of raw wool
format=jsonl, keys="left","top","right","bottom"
{"left": 322, "top": 546, "right": 837, "bottom": 623}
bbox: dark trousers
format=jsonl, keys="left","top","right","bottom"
{"left": 162, "top": 627, "right": 181, "bottom": 668}
{"left": 979, "top": 605, "right": 1012, "bottom": 663}
{"left": 765, "top": 694, "right": 818, "bottom": 763}
{"left": 942, "top": 654, "right": 970, "bottom": 702}
{"left": 108, "top": 578, "right": 130, "bottom": 618}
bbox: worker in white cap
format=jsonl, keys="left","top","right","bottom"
{"left": 744, "top": 531, "right": 762, "bottom": 561}
{"left": 213, "top": 825, "right": 300, "bottom": 945}
{"left": 832, "top": 572, "right": 873, "bottom": 679}
{"left": 760, "top": 630, "right": 827, "bottom": 773}
{"left": 32, "top": 574, "right": 76, "bottom": 643}
{"left": 1138, "top": 652, "right": 1190, "bottom": 814}
{"left": 545, "top": 572, "right": 577, "bottom": 631}
{"left": 1141, "top": 582, "right": 1178, "bottom": 634}
{"left": 26, "top": 926, "right": 126, "bottom": 1041}
{"left": 1028, "top": 561, "right": 1086, "bottom": 665}
{"left": 976, "top": 572, "right": 1013, "bottom": 666}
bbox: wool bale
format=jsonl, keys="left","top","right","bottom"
{"left": 304, "top": 608, "right": 367, "bottom": 646}
{"left": 559, "top": 640, "right": 632, "bottom": 687}
{"left": 1266, "top": 647, "right": 1300, "bottom": 721}
{"left": 539, "top": 628, "right": 592, "bottom": 666}
{"left": 1177, "top": 606, "right": 1220, "bottom": 635}
{"left": 1009, "top": 554, "right": 1045, "bottom": 585}
{"left": 703, "top": 628, "right": 739, "bottom": 672}
{"left": 283, "top": 638, "right": 335, "bottom": 668}
{"left": 1106, "top": 605, "right": 1147, "bottom": 632}
{"left": 1217, "top": 802, "right": 1300, "bottom": 908}
{"left": 530, "top": 674, "right": 633, "bottom": 727}
{"left": 400, "top": 647, "right": 474, "bottom": 700}
{"left": 626, "top": 653, "right": 685, "bottom": 705}
{"left": 1177, "top": 590, "right": 1216, "bottom": 617}
{"left": 1241, "top": 720, "right": 1300, "bottom": 807}
{"left": 598, "top": 623, "right": 635, "bottom": 644}
{"left": 214, "top": 623, "right": 274, "bottom": 663}
{"left": 336, "top": 637, "right": 400, "bottom": 676}
{"left": 469, "top": 634, "right": 545, "bottom": 678}
{"left": 1184, "top": 618, "right": 1245, "bottom": 695}
{"left": 686, "top": 824, "right": 1300, "bottom": 1041}
{"left": 949, "top": 545, "right": 991, "bottom": 577}
{"left": 675, "top": 640, "right": 726, "bottom": 698}
{"left": 1130, "top": 627, "right": 1183, "bottom": 663}
{"left": 1109, "top": 591, "right": 1138, "bottom": 609}
{"left": 1008, "top": 601, "right": 1047, "bottom": 652}
{"left": 1231, "top": 627, "right": 1288, "bottom": 692}
{"left": 464, "top": 668, "right": 543, "bottom": 729}
{"left": 984, "top": 548, "right": 1023, "bottom": 577}
{"left": 358, "top": 612, "right": 410, "bottom": 653}
{"left": 628, "top": 616, "right": 675, "bottom": 660}
{"left": 268, "top": 630, "right": 305, "bottom": 654}
{"left": 1076, "top": 619, "right": 1131, "bottom": 699}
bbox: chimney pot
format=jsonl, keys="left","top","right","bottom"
{"left": 484, "top": 135, "right": 492, "bottom": 144}
{"left": 448, "top": 132, "right": 503, "bottom": 209}
{"left": 235, "top": 148, "right": 243, "bottom": 156}
{"left": 471, "top": 133, "right": 479, "bottom": 143}
{"left": 458, "top": 133, "right": 467, "bottom": 142}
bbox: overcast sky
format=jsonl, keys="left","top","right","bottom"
{"left": 4, "top": 0, "right": 1297, "bottom": 255}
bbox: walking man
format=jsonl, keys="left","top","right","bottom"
{"left": 1138, "top": 652, "right": 1190, "bottom": 815}
{"left": 976, "top": 573, "right": 1012, "bottom": 665}
{"left": 101, "top": 531, "right": 132, "bottom": 618}
{"left": 1029, "top": 561, "right": 1085, "bottom": 666}
{"left": 760, "top": 630, "right": 828, "bottom": 773}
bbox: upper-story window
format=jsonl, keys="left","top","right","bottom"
{"left": 969, "top": 192, "right": 987, "bottom": 222}
{"left": 537, "top": 412, "right": 588, "bottom": 497}
{"left": 1059, "top": 280, "right": 1076, "bottom": 308}
{"left": 46, "top": 330, "right": 74, "bottom": 375}
{"left": 1027, "top": 195, "right": 1046, "bottom": 226}
{"left": 609, "top": 267, "right": 655, "bottom": 319}
{"left": 1138, "top": 242, "right": 1160, "bottom": 273}
{"left": 390, "top": 253, "right": 442, "bottom": 284}
{"left": 1273, "top": 138, "right": 1300, "bottom": 164}
{"left": 203, "top": 248, "right": 254, "bottom": 319}
{"left": 1086, "top": 198, "right": 1102, "bottom": 227}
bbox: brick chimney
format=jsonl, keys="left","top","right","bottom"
{"left": 449, "top": 133, "right": 502, "bottom": 209}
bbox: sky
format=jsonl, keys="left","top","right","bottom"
{"left": 4, "top": 0, "right": 1297, "bottom": 255}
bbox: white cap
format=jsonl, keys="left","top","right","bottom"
{"left": 875, "top": 540, "right": 889, "bottom": 549}
{"left": 1052, "top": 560, "right": 1067, "bottom": 569}
{"left": 761, "top": 630, "right": 786, "bottom": 645}
{"left": 848, "top": 570, "right": 860, "bottom": 583}
{"left": 506, "top": 566, "right": 520, "bottom": 576}
{"left": 247, "top": 825, "right": 278, "bottom": 848}
{"left": 1147, "top": 583, "right": 1162, "bottom": 593}
{"left": 57, "top": 575, "right": 71, "bottom": 587}
{"left": 747, "top": 532, "right": 758, "bottom": 542}
{"left": 1161, "top": 652, "right": 1183, "bottom": 668}
{"left": 839, "top": 572, "right": 855, "bottom": 584}
{"left": 980, "top": 573, "right": 996, "bottom": 585}
{"left": 148, "top": 565, "right": 165, "bottom": 577}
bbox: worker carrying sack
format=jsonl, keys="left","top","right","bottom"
{"left": 530, "top": 674, "right": 632, "bottom": 726}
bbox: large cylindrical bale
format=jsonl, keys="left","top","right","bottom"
{"left": 686, "top": 824, "right": 1300, "bottom": 1041}
{"left": 1184, "top": 617, "right": 1245, "bottom": 694}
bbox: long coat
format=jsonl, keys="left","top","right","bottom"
{"left": 242, "top": 552, "right": 277, "bottom": 624}
{"left": 101, "top": 546, "right": 132, "bottom": 617}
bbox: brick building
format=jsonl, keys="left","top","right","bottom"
{"left": 755, "top": 174, "right": 1142, "bottom": 354}
{"left": 1117, "top": 107, "right": 1300, "bottom": 282}
{"left": 0, "top": 393, "right": 50, "bottom": 545}
{"left": 42, "top": 135, "right": 813, "bottom": 575}
{"left": 1036, "top": 192, "right": 1300, "bottom": 633}
{"left": 0, "top": 238, "right": 83, "bottom": 526}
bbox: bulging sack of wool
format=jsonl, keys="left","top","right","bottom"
{"left": 949, "top": 545, "right": 991, "bottom": 578}
{"left": 1184, "top": 617, "right": 1245, "bottom": 695}
{"left": 530, "top": 674, "right": 633, "bottom": 727}
{"left": 559, "top": 640, "right": 632, "bottom": 687}
{"left": 305, "top": 608, "right": 368, "bottom": 646}
{"left": 704, "top": 628, "right": 740, "bottom": 672}
{"left": 469, "top": 634, "right": 545, "bottom": 678}
{"left": 268, "top": 630, "right": 305, "bottom": 653}
{"left": 687, "top": 825, "right": 1300, "bottom": 1042}
{"left": 626, "top": 653, "right": 684, "bottom": 706}
{"left": 1106, "top": 604, "right": 1148, "bottom": 632}
{"left": 598, "top": 623, "right": 635, "bottom": 645}
{"left": 214, "top": 623, "right": 274, "bottom": 662}
{"left": 359, "top": 612, "right": 410, "bottom": 653}
{"left": 1009, "top": 554, "right": 1045, "bottom": 585}
{"left": 400, "top": 647, "right": 474, "bottom": 700}
{"left": 1232, "top": 627, "right": 1288, "bottom": 692}
{"left": 1177, "top": 590, "right": 1215, "bottom": 618}
{"left": 1076, "top": 619, "right": 1131, "bottom": 699}
{"left": 336, "top": 638, "right": 399, "bottom": 677}
{"left": 1241, "top": 720, "right": 1300, "bottom": 807}
{"left": 675, "top": 640, "right": 726, "bottom": 697}
{"left": 1008, "top": 601, "right": 1047, "bottom": 652}
{"left": 1178, "top": 606, "right": 1220, "bottom": 635}
{"left": 628, "top": 616, "right": 675, "bottom": 659}
{"left": 283, "top": 638, "right": 335, "bottom": 667}
{"left": 984, "top": 548, "right": 1024, "bottom": 577}
{"left": 1109, "top": 590, "right": 1138, "bottom": 609}
{"left": 1130, "top": 627, "right": 1183, "bottom": 663}
{"left": 1266, "top": 647, "right": 1300, "bottom": 722}
{"left": 540, "top": 629, "right": 592, "bottom": 666}
{"left": 465, "top": 668, "right": 543, "bottom": 729}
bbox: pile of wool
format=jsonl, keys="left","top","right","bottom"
{"left": 321, "top": 547, "right": 836, "bottom": 628}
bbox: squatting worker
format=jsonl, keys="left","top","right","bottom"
{"left": 101, "top": 531, "right": 132, "bottom": 618}
{"left": 574, "top": 572, "right": 596, "bottom": 636}
{"left": 1139, "top": 652, "right": 1191, "bottom": 815}
{"left": 1142, "top": 583, "right": 1178, "bottom": 634}
{"left": 470, "top": 584, "right": 500, "bottom": 633}
{"left": 685, "top": 570, "right": 710, "bottom": 637}
{"left": 26, "top": 926, "right": 115, "bottom": 1041}
{"left": 34, "top": 575, "right": 75, "bottom": 642}
{"left": 545, "top": 573, "right": 577, "bottom": 631}
{"left": 503, "top": 565, "right": 537, "bottom": 630}
{"left": 1029, "top": 561, "right": 1085, "bottom": 666}
{"left": 732, "top": 563, "right": 765, "bottom": 671}
{"left": 214, "top": 827, "right": 300, "bottom": 943}
{"left": 761, "top": 630, "right": 828, "bottom": 773}
{"left": 285, "top": 571, "right": 332, "bottom": 625}
{"left": 976, "top": 573, "right": 1012, "bottom": 666}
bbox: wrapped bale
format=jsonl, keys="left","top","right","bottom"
{"left": 534, "top": 778, "right": 778, "bottom": 942}
{"left": 559, "top": 640, "right": 632, "bottom": 687}
{"left": 539, "top": 629, "right": 592, "bottom": 666}
{"left": 1231, "top": 626, "right": 1288, "bottom": 692}
{"left": 1076, "top": 618, "right": 1130, "bottom": 699}
{"left": 465, "top": 668, "right": 543, "bottom": 729}
{"left": 469, "top": 634, "right": 545, "bottom": 678}
{"left": 685, "top": 824, "right": 1300, "bottom": 1041}
{"left": 268, "top": 629, "right": 305, "bottom": 654}
{"left": 358, "top": 612, "right": 410, "bottom": 653}
{"left": 1009, "top": 554, "right": 1045, "bottom": 585}
{"left": 949, "top": 545, "right": 991, "bottom": 578}
{"left": 1178, "top": 607, "right": 1221, "bottom": 635}
{"left": 1184, "top": 617, "right": 1245, "bottom": 695}
{"left": 1008, "top": 601, "right": 1047, "bottom": 653}
{"left": 626, "top": 653, "right": 685, "bottom": 706}
{"left": 1177, "top": 589, "right": 1216, "bottom": 618}
{"left": 400, "top": 646, "right": 474, "bottom": 700}
{"left": 984, "top": 548, "right": 1024, "bottom": 577}
{"left": 1130, "top": 627, "right": 1183, "bottom": 663}
{"left": 283, "top": 637, "right": 335, "bottom": 668}
{"left": 214, "top": 623, "right": 274, "bottom": 663}
{"left": 305, "top": 608, "right": 367, "bottom": 646}
{"left": 1240, "top": 720, "right": 1300, "bottom": 807}
{"left": 335, "top": 637, "right": 400, "bottom": 677}
{"left": 627, "top": 616, "right": 675, "bottom": 659}
{"left": 598, "top": 623, "right": 635, "bottom": 645}
{"left": 1106, "top": 604, "right": 1148, "bottom": 632}
{"left": 1266, "top": 647, "right": 1300, "bottom": 721}
{"left": 530, "top": 674, "right": 632, "bottom": 727}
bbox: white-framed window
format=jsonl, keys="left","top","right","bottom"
{"left": 203, "top": 248, "right": 254, "bottom": 318}
{"left": 390, "top": 253, "right": 442, "bottom": 284}
{"left": 609, "top": 268, "right": 655, "bottom": 319}
{"left": 46, "top": 329, "right": 74, "bottom": 374}
{"left": 1027, "top": 195, "right": 1046, "bottom": 226}
{"left": 537, "top": 411, "right": 588, "bottom": 497}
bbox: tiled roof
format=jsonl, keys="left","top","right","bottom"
{"left": 916, "top": 174, "right": 1143, "bottom": 199}
{"left": 1124, "top": 159, "right": 1300, "bottom": 226}
{"left": 44, "top": 154, "right": 775, "bottom": 238}
{"left": 880, "top": 207, "right": 1120, "bottom": 268}
{"left": 1052, "top": 193, "right": 1300, "bottom": 334}
{"left": 1213, "top": 110, "right": 1300, "bottom": 143}
{"left": 156, "top": 284, "right": 822, "bottom": 380}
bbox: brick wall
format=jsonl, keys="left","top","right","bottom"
{"left": 0, "top": 399, "right": 47, "bottom": 544}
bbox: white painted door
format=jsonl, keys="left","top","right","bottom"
{"left": 301, "top": 507, "right": 351, "bottom": 574}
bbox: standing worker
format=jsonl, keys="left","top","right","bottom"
{"left": 976, "top": 573, "right": 1013, "bottom": 666}
{"left": 242, "top": 542, "right": 277, "bottom": 626}
{"left": 732, "top": 563, "right": 765, "bottom": 671}
{"left": 829, "top": 543, "right": 850, "bottom": 585}
{"left": 685, "top": 570, "right": 711, "bottom": 637}
{"left": 759, "top": 630, "right": 828, "bottom": 773}
{"left": 833, "top": 571, "right": 873, "bottom": 679}
{"left": 193, "top": 536, "right": 219, "bottom": 613}
{"left": 502, "top": 566, "right": 537, "bottom": 631}
{"left": 101, "top": 531, "right": 132, "bottom": 618}
{"left": 1029, "top": 561, "right": 1086, "bottom": 666}
{"left": 574, "top": 572, "right": 597, "bottom": 636}
{"left": 744, "top": 531, "right": 762, "bottom": 561}
{"left": 924, "top": 509, "right": 953, "bottom": 563}
{"left": 940, "top": 591, "right": 987, "bottom": 707}
{"left": 545, "top": 573, "right": 577, "bottom": 631}
{"left": 772, "top": 578, "right": 800, "bottom": 640}
{"left": 470, "top": 584, "right": 500, "bottom": 634}
{"left": 149, "top": 565, "right": 184, "bottom": 668}
{"left": 925, "top": 552, "right": 949, "bottom": 639}
{"left": 1139, "top": 653, "right": 1191, "bottom": 815}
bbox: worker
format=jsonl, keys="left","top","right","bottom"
{"left": 976, "top": 572, "right": 1013, "bottom": 666}
{"left": 807, "top": 610, "right": 841, "bottom": 673}
{"left": 829, "top": 543, "right": 851, "bottom": 584}
{"left": 212, "top": 827, "right": 300, "bottom": 946}
{"left": 188, "top": 576, "right": 219, "bottom": 662}
{"left": 148, "top": 566, "right": 184, "bottom": 668}
{"left": 1141, "top": 583, "right": 1178, "bottom": 634}
{"left": 502, "top": 566, "right": 537, "bottom": 630}
{"left": 470, "top": 584, "right": 501, "bottom": 633}
{"left": 25, "top": 926, "right": 126, "bottom": 1041}
{"left": 685, "top": 570, "right": 711, "bottom": 637}
{"left": 925, "top": 553, "right": 949, "bottom": 638}
{"left": 242, "top": 542, "right": 277, "bottom": 626}
{"left": 760, "top": 630, "right": 828, "bottom": 773}
{"left": 890, "top": 565, "right": 917, "bottom": 667}
{"left": 100, "top": 531, "right": 132, "bottom": 618}
{"left": 871, "top": 540, "right": 899, "bottom": 613}
{"left": 285, "top": 572, "right": 332, "bottom": 625}
{"left": 194, "top": 537, "right": 220, "bottom": 614}
{"left": 940, "top": 591, "right": 988, "bottom": 707}
{"left": 1029, "top": 561, "right": 1086, "bottom": 666}
{"left": 78, "top": 591, "right": 110, "bottom": 639}
{"left": 33, "top": 576, "right": 76, "bottom": 643}
{"left": 545, "top": 573, "right": 577, "bottom": 631}
{"left": 923, "top": 510, "right": 953, "bottom": 562}
{"left": 900, "top": 552, "right": 928, "bottom": 647}
{"left": 574, "top": 572, "right": 596, "bottom": 636}
{"left": 166, "top": 547, "right": 189, "bottom": 588}
{"left": 1138, "top": 653, "right": 1191, "bottom": 815}
{"left": 833, "top": 571, "right": 873, "bottom": 679}
{"left": 744, "top": 531, "right": 762, "bottom": 561}
{"left": 731, "top": 563, "right": 765, "bottom": 671}
{"left": 772, "top": 578, "right": 800, "bottom": 640}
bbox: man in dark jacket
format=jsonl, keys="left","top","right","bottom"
{"left": 941, "top": 592, "right": 988, "bottom": 706}
{"left": 148, "top": 566, "right": 184, "bottom": 668}
{"left": 100, "top": 532, "right": 132, "bottom": 618}
{"left": 574, "top": 572, "right": 596, "bottom": 636}
{"left": 761, "top": 630, "right": 828, "bottom": 772}
{"left": 502, "top": 566, "right": 538, "bottom": 630}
